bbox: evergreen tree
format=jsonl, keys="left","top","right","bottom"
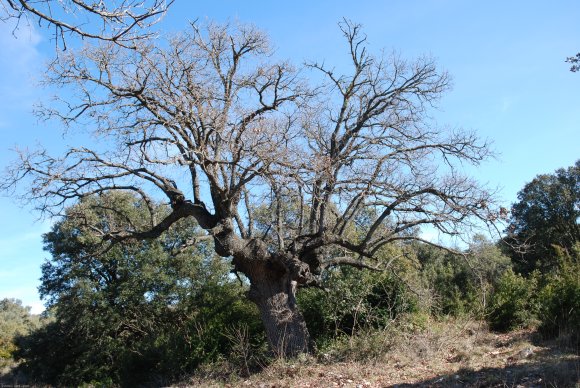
{"left": 506, "top": 161, "right": 580, "bottom": 273}
{"left": 18, "top": 192, "right": 263, "bottom": 386}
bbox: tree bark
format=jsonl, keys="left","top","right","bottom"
{"left": 246, "top": 262, "right": 311, "bottom": 358}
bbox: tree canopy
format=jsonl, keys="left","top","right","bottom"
{"left": 17, "top": 191, "right": 263, "bottom": 386}
{"left": 0, "top": 299, "right": 42, "bottom": 361}
{"left": 3, "top": 20, "right": 500, "bottom": 356}
{"left": 506, "top": 160, "right": 580, "bottom": 273}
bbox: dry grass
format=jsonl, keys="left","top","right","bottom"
{"left": 179, "top": 318, "right": 580, "bottom": 387}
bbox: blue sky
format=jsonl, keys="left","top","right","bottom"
{"left": 0, "top": 1, "right": 578, "bottom": 313}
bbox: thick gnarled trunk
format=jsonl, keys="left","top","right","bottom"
{"left": 246, "top": 264, "right": 310, "bottom": 357}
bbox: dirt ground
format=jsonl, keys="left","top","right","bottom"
{"left": 185, "top": 322, "right": 580, "bottom": 388}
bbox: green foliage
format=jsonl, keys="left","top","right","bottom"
{"left": 487, "top": 269, "right": 540, "bottom": 332}
{"left": 485, "top": 243, "right": 579, "bottom": 339}
{"left": 537, "top": 244, "right": 580, "bottom": 343}
{"left": 566, "top": 52, "right": 580, "bottom": 72}
{"left": 16, "top": 192, "right": 264, "bottom": 386}
{"left": 299, "top": 236, "right": 513, "bottom": 349}
{"left": 419, "top": 237, "right": 511, "bottom": 317}
{"left": 320, "top": 325, "right": 398, "bottom": 362}
{"left": 419, "top": 245, "right": 476, "bottom": 316}
{"left": 0, "top": 299, "right": 42, "bottom": 363}
{"left": 298, "top": 264, "right": 418, "bottom": 347}
{"left": 486, "top": 161, "right": 580, "bottom": 337}
{"left": 506, "top": 160, "right": 580, "bottom": 274}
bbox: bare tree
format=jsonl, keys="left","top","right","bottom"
{"left": 1, "top": 0, "right": 172, "bottom": 48}
{"left": 2, "top": 21, "right": 500, "bottom": 356}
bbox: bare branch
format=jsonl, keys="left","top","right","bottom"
{"left": 3, "top": 20, "right": 500, "bottom": 299}
{"left": 2, "top": 0, "right": 173, "bottom": 48}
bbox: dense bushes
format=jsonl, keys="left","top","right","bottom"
{"left": 298, "top": 266, "right": 418, "bottom": 346}
{"left": 16, "top": 258, "right": 265, "bottom": 386}
{"left": 536, "top": 245, "right": 580, "bottom": 342}
{"left": 297, "top": 237, "right": 515, "bottom": 347}
{"left": 8, "top": 237, "right": 579, "bottom": 385}
{"left": 419, "top": 237, "right": 511, "bottom": 318}
{"left": 13, "top": 193, "right": 265, "bottom": 386}
{"left": 0, "top": 299, "right": 43, "bottom": 364}
{"left": 487, "top": 269, "right": 540, "bottom": 331}
{"left": 486, "top": 244, "right": 579, "bottom": 342}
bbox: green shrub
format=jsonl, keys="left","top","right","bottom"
{"left": 418, "top": 238, "right": 511, "bottom": 318}
{"left": 15, "top": 193, "right": 266, "bottom": 386}
{"left": 298, "top": 266, "right": 418, "bottom": 346}
{"left": 487, "top": 269, "right": 539, "bottom": 331}
{"left": 0, "top": 338, "right": 17, "bottom": 361}
{"left": 0, "top": 299, "right": 44, "bottom": 366}
{"left": 422, "top": 257, "right": 478, "bottom": 316}
{"left": 17, "top": 278, "right": 264, "bottom": 387}
{"left": 537, "top": 245, "right": 580, "bottom": 343}
{"left": 320, "top": 326, "right": 397, "bottom": 362}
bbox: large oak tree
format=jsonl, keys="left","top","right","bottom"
{"left": 3, "top": 21, "right": 499, "bottom": 356}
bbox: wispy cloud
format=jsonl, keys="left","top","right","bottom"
{"left": 0, "top": 21, "right": 47, "bottom": 315}
{"left": 500, "top": 96, "right": 517, "bottom": 113}
{"left": 0, "top": 219, "right": 52, "bottom": 257}
{"left": 0, "top": 19, "right": 43, "bottom": 114}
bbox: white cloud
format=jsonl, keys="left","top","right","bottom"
{"left": 0, "top": 18, "right": 42, "bottom": 65}
{"left": 0, "top": 19, "right": 43, "bottom": 112}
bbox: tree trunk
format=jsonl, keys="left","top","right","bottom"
{"left": 246, "top": 264, "right": 310, "bottom": 358}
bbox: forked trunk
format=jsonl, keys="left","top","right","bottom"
{"left": 247, "top": 264, "right": 310, "bottom": 358}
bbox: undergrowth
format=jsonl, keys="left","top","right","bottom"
{"left": 182, "top": 316, "right": 579, "bottom": 388}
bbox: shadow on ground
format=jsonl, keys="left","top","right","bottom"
{"left": 396, "top": 346, "right": 580, "bottom": 388}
